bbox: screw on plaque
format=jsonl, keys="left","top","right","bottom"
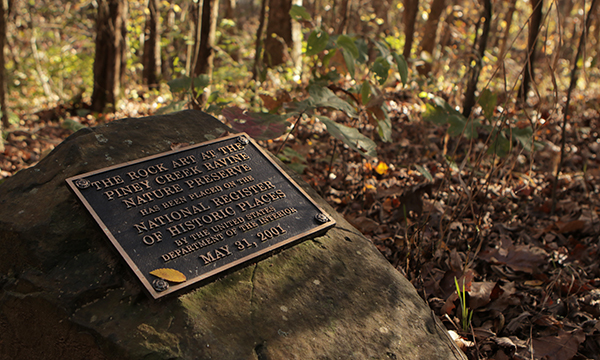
{"left": 75, "top": 179, "right": 91, "bottom": 189}
{"left": 152, "top": 279, "right": 169, "bottom": 292}
{"left": 237, "top": 136, "right": 249, "bottom": 145}
{"left": 315, "top": 213, "right": 329, "bottom": 223}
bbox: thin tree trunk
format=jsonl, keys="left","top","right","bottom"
{"left": 142, "top": 0, "right": 161, "bottom": 89}
{"left": 497, "top": 0, "right": 516, "bottom": 61}
{"left": 252, "top": 0, "right": 268, "bottom": 80}
{"left": 402, "top": 0, "right": 419, "bottom": 59}
{"left": 91, "top": 0, "right": 128, "bottom": 112}
{"left": 462, "top": 0, "right": 491, "bottom": 118}
{"left": 552, "top": 0, "right": 599, "bottom": 213}
{"left": 224, "top": 0, "right": 236, "bottom": 19}
{"left": 517, "top": 0, "right": 544, "bottom": 104}
{"left": 161, "top": 1, "right": 176, "bottom": 80}
{"left": 264, "top": 0, "right": 296, "bottom": 67}
{"left": 338, "top": 0, "right": 349, "bottom": 34}
{"left": 0, "top": 0, "right": 7, "bottom": 134}
{"left": 417, "top": 0, "right": 446, "bottom": 75}
{"left": 193, "top": 0, "right": 220, "bottom": 106}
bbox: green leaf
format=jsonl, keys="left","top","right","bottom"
{"left": 222, "top": 106, "right": 288, "bottom": 140}
{"left": 423, "top": 103, "right": 450, "bottom": 125}
{"left": 374, "top": 40, "right": 391, "bottom": 59}
{"left": 447, "top": 115, "right": 480, "bottom": 139}
{"left": 355, "top": 38, "right": 369, "bottom": 64}
{"left": 488, "top": 130, "right": 511, "bottom": 157}
{"left": 318, "top": 116, "right": 377, "bottom": 157}
{"left": 322, "top": 47, "right": 337, "bottom": 67}
{"left": 375, "top": 112, "right": 392, "bottom": 142}
{"left": 306, "top": 29, "right": 329, "bottom": 56}
{"left": 510, "top": 126, "right": 534, "bottom": 151}
{"left": 478, "top": 89, "right": 497, "bottom": 120}
{"left": 62, "top": 118, "right": 87, "bottom": 132}
{"left": 372, "top": 57, "right": 391, "bottom": 85}
{"left": 360, "top": 81, "right": 371, "bottom": 105}
{"left": 341, "top": 48, "right": 356, "bottom": 78}
{"left": 415, "top": 165, "right": 434, "bottom": 182}
{"left": 192, "top": 75, "right": 210, "bottom": 97}
{"left": 167, "top": 75, "right": 210, "bottom": 94}
{"left": 308, "top": 85, "right": 357, "bottom": 117}
{"left": 391, "top": 52, "right": 408, "bottom": 86}
{"left": 423, "top": 97, "right": 462, "bottom": 124}
{"left": 156, "top": 100, "right": 188, "bottom": 115}
{"left": 424, "top": 96, "right": 479, "bottom": 139}
{"left": 167, "top": 77, "right": 191, "bottom": 93}
{"left": 289, "top": 5, "right": 311, "bottom": 21}
{"left": 336, "top": 35, "right": 359, "bottom": 58}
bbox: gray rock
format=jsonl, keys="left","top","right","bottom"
{"left": 0, "top": 110, "right": 463, "bottom": 359}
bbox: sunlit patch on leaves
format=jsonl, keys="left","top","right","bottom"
{"left": 222, "top": 106, "right": 288, "bottom": 140}
{"left": 149, "top": 268, "right": 186, "bottom": 283}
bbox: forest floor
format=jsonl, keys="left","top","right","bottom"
{"left": 2, "top": 94, "right": 600, "bottom": 360}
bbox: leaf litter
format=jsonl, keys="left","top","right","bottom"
{"left": 2, "top": 100, "right": 600, "bottom": 360}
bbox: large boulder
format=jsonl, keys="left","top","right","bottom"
{"left": 0, "top": 110, "right": 461, "bottom": 359}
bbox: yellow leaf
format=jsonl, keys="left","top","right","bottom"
{"left": 375, "top": 161, "right": 389, "bottom": 175}
{"left": 150, "top": 268, "right": 187, "bottom": 283}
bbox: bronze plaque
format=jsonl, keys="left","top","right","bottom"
{"left": 66, "top": 133, "right": 335, "bottom": 299}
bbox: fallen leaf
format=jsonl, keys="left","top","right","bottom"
{"left": 532, "top": 330, "right": 585, "bottom": 360}
{"left": 555, "top": 220, "right": 585, "bottom": 234}
{"left": 479, "top": 236, "right": 547, "bottom": 274}
{"left": 149, "top": 268, "right": 187, "bottom": 283}
{"left": 375, "top": 161, "right": 389, "bottom": 175}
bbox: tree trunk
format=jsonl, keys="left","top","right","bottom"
{"left": 91, "top": 0, "right": 128, "bottom": 113}
{"left": 497, "top": 0, "right": 516, "bottom": 61}
{"left": 518, "top": 0, "right": 543, "bottom": 104}
{"left": 161, "top": 1, "right": 176, "bottom": 81}
{"left": 417, "top": 0, "right": 446, "bottom": 75}
{"left": 193, "top": 0, "right": 220, "bottom": 106}
{"left": 0, "top": 0, "right": 7, "bottom": 133}
{"left": 142, "top": 0, "right": 161, "bottom": 89}
{"left": 462, "top": 0, "right": 492, "bottom": 118}
{"left": 264, "top": 0, "right": 299, "bottom": 67}
{"left": 337, "top": 0, "right": 350, "bottom": 34}
{"left": 252, "top": 0, "right": 269, "bottom": 80}
{"left": 402, "top": 0, "right": 419, "bottom": 59}
{"left": 224, "top": 0, "right": 236, "bottom": 19}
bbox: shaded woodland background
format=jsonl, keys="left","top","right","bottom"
{"left": 1, "top": 0, "right": 600, "bottom": 359}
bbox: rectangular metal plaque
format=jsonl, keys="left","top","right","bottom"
{"left": 66, "top": 133, "right": 335, "bottom": 298}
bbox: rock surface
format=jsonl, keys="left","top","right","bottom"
{"left": 0, "top": 110, "right": 462, "bottom": 359}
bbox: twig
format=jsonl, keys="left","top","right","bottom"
{"left": 551, "top": 0, "right": 599, "bottom": 214}
{"left": 275, "top": 112, "right": 304, "bottom": 156}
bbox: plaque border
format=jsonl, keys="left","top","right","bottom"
{"left": 66, "top": 133, "right": 336, "bottom": 299}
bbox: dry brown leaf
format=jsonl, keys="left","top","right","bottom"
{"left": 555, "top": 220, "right": 586, "bottom": 234}
{"left": 479, "top": 236, "right": 547, "bottom": 274}
{"left": 531, "top": 330, "right": 585, "bottom": 360}
{"left": 149, "top": 268, "right": 187, "bottom": 283}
